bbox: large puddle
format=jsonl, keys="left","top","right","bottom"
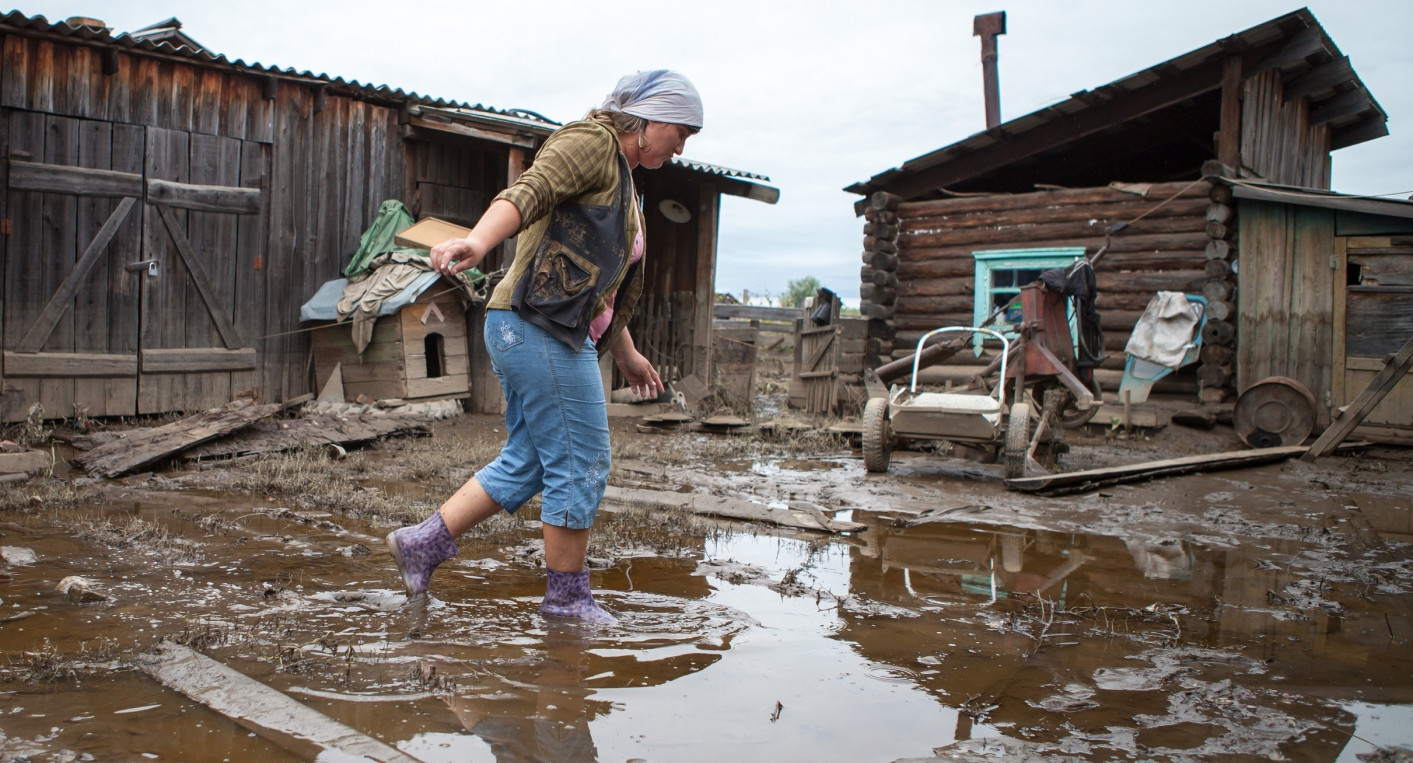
{"left": 1, "top": 448, "right": 1411, "bottom": 761}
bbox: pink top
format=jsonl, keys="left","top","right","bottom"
{"left": 588, "top": 208, "right": 644, "bottom": 344}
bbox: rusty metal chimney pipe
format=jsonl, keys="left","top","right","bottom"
{"left": 973, "top": 11, "right": 1007, "bottom": 129}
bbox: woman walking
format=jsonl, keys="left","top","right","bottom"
{"left": 386, "top": 70, "right": 703, "bottom": 623}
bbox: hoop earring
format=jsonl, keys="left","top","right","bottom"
{"left": 637, "top": 131, "right": 651, "bottom": 152}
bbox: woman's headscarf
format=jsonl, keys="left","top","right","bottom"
{"left": 601, "top": 70, "right": 703, "bottom": 130}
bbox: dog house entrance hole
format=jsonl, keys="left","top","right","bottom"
{"left": 424, "top": 333, "right": 445, "bottom": 378}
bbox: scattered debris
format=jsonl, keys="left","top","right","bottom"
{"left": 0, "top": 449, "right": 52, "bottom": 481}
{"left": 1, "top": 546, "right": 36, "bottom": 566}
{"left": 57, "top": 576, "right": 107, "bottom": 604}
{"left": 181, "top": 408, "right": 433, "bottom": 462}
{"left": 73, "top": 399, "right": 284, "bottom": 478}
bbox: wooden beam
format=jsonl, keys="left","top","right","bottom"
{"left": 1218, "top": 57, "right": 1242, "bottom": 169}
{"left": 1283, "top": 56, "right": 1355, "bottom": 101}
{"left": 1253, "top": 25, "right": 1327, "bottom": 73}
{"left": 137, "top": 641, "right": 419, "bottom": 762}
{"left": 147, "top": 177, "right": 261, "bottom": 214}
{"left": 717, "top": 176, "right": 780, "bottom": 204}
{"left": 1331, "top": 116, "right": 1390, "bottom": 151}
{"left": 1008, "top": 445, "right": 1309, "bottom": 494}
{"left": 17, "top": 196, "right": 137, "bottom": 352}
{"left": 695, "top": 186, "right": 720, "bottom": 384}
{"left": 406, "top": 116, "right": 537, "bottom": 149}
{"left": 3, "top": 351, "right": 136, "bottom": 377}
{"left": 712, "top": 304, "right": 806, "bottom": 322}
{"left": 8, "top": 159, "right": 142, "bottom": 197}
{"left": 140, "top": 348, "right": 258, "bottom": 373}
{"left": 1309, "top": 89, "right": 1375, "bottom": 127}
{"left": 156, "top": 204, "right": 247, "bottom": 349}
{"left": 1303, "top": 334, "right": 1413, "bottom": 461}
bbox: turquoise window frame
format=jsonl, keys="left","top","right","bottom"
{"left": 971, "top": 247, "right": 1086, "bottom": 353}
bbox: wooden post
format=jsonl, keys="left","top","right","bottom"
{"left": 695, "top": 184, "right": 720, "bottom": 385}
{"left": 1218, "top": 57, "right": 1242, "bottom": 169}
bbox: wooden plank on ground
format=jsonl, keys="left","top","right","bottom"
{"left": 72, "top": 398, "right": 281, "bottom": 477}
{"left": 1303, "top": 334, "right": 1413, "bottom": 461}
{"left": 603, "top": 485, "right": 865, "bottom": 534}
{"left": 0, "top": 450, "right": 53, "bottom": 474}
{"left": 135, "top": 641, "right": 418, "bottom": 763}
{"left": 181, "top": 409, "right": 434, "bottom": 460}
{"left": 1006, "top": 446, "right": 1309, "bottom": 495}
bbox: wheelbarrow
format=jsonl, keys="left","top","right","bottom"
{"left": 862, "top": 327, "right": 1034, "bottom": 479}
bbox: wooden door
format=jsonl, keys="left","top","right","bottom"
{"left": 1, "top": 116, "right": 264, "bottom": 421}
{"left": 1333, "top": 235, "right": 1413, "bottom": 442}
{"left": 137, "top": 127, "right": 262, "bottom": 414}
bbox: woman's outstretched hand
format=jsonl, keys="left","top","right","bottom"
{"left": 430, "top": 237, "right": 482, "bottom": 276}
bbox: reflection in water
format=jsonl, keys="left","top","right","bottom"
{"left": 446, "top": 625, "right": 606, "bottom": 763}
{"left": 2, "top": 476, "right": 1410, "bottom": 761}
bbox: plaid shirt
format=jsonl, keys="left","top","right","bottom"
{"left": 487, "top": 121, "right": 644, "bottom": 353}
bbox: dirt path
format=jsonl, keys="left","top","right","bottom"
{"left": 0, "top": 412, "right": 1410, "bottom": 761}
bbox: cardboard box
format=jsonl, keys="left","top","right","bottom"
{"left": 394, "top": 217, "right": 471, "bottom": 250}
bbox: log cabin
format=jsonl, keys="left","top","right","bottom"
{"left": 845, "top": 9, "right": 1412, "bottom": 440}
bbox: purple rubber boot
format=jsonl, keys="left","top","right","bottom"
{"left": 386, "top": 512, "right": 458, "bottom": 597}
{"left": 541, "top": 569, "right": 617, "bottom": 624}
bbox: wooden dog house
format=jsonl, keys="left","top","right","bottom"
{"left": 303, "top": 275, "right": 471, "bottom": 404}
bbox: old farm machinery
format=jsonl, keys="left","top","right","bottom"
{"left": 862, "top": 261, "right": 1105, "bottom": 480}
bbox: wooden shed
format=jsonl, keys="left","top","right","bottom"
{"left": 0, "top": 11, "right": 777, "bottom": 422}
{"left": 845, "top": 9, "right": 1389, "bottom": 413}
{"left": 1226, "top": 181, "right": 1413, "bottom": 441}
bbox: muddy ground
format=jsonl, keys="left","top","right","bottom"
{"left": 0, "top": 383, "right": 1411, "bottom": 762}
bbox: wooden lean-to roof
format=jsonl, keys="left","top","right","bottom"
{"left": 846, "top": 8, "right": 1387, "bottom": 207}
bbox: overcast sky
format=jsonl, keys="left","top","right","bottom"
{"left": 17, "top": 1, "right": 1413, "bottom": 304}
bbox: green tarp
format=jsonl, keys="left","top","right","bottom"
{"left": 344, "top": 199, "right": 484, "bottom": 285}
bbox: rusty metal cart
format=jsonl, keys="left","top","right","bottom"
{"left": 863, "top": 327, "right": 1034, "bottom": 478}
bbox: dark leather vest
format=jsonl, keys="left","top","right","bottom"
{"left": 510, "top": 154, "right": 635, "bottom": 351}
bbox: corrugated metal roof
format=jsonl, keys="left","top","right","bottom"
{"left": 0, "top": 10, "right": 554, "bottom": 124}
{"left": 846, "top": 8, "right": 1388, "bottom": 197}
{"left": 670, "top": 157, "right": 771, "bottom": 183}
{"left": 1, "top": 11, "right": 773, "bottom": 190}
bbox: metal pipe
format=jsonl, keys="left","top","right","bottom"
{"left": 973, "top": 11, "right": 1007, "bottom": 129}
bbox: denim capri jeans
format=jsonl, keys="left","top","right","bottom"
{"left": 474, "top": 309, "right": 611, "bottom": 530}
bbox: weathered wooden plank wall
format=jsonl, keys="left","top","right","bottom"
{"left": 0, "top": 30, "right": 511, "bottom": 421}
{"left": 621, "top": 170, "right": 711, "bottom": 388}
{"left": 888, "top": 181, "right": 1212, "bottom": 371}
{"left": 1240, "top": 69, "right": 1332, "bottom": 189}
{"left": 1235, "top": 200, "right": 1337, "bottom": 424}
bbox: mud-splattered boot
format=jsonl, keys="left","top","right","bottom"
{"left": 541, "top": 569, "right": 617, "bottom": 624}
{"left": 386, "top": 512, "right": 458, "bottom": 597}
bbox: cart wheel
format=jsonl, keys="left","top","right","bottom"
{"left": 862, "top": 397, "right": 893, "bottom": 473}
{"left": 1005, "top": 402, "right": 1031, "bottom": 480}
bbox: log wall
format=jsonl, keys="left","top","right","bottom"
{"left": 881, "top": 180, "right": 1215, "bottom": 387}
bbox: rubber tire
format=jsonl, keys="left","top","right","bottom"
{"left": 1005, "top": 402, "right": 1031, "bottom": 480}
{"left": 862, "top": 397, "right": 892, "bottom": 473}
